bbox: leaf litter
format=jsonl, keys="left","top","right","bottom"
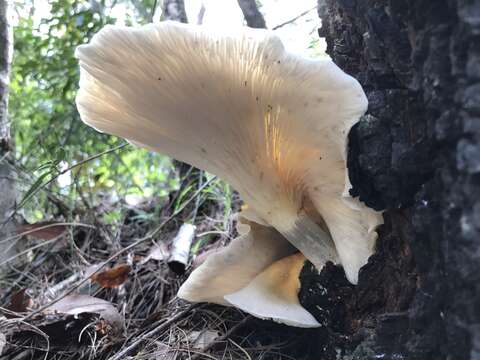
{"left": 0, "top": 184, "right": 323, "bottom": 359}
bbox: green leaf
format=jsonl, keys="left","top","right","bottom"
{"left": 17, "top": 171, "right": 52, "bottom": 209}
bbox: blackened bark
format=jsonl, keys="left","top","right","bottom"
{"left": 0, "top": 0, "right": 16, "bottom": 267}
{"left": 237, "top": 0, "right": 267, "bottom": 29}
{"left": 162, "top": 0, "right": 188, "bottom": 23}
{"left": 298, "top": 0, "right": 480, "bottom": 359}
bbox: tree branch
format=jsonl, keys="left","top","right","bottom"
{"left": 0, "top": 0, "right": 16, "bottom": 269}
{"left": 272, "top": 6, "right": 316, "bottom": 30}
{"left": 197, "top": 2, "right": 206, "bottom": 25}
{"left": 162, "top": 0, "right": 188, "bottom": 23}
{"left": 0, "top": 0, "right": 12, "bottom": 146}
{"left": 237, "top": 0, "right": 266, "bottom": 29}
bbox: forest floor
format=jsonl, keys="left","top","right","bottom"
{"left": 0, "top": 174, "right": 323, "bottom": 360}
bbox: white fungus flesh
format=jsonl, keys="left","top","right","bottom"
{"left": 179, "top": 219, "right": 319, "bottom": 327}
{"left": 76, "top": 21, "right": 383, "bottom": 327}
{"left": 177, "top": 220, "right": 296, "bottom": 306}
{"left": 224, "top": 252, "right": 320, "bottom": 328}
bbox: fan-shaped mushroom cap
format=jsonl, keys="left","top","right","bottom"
{"left": 224, "top": 252, "right": 319, "bottom": 328}
{"left": 178, "top": 220, "right": 318, "bottom": 327}
{"left": 75, "top": 21, "right": 382, "bottom": 284}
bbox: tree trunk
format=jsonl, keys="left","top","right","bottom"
{"left": 0, "top": 0, "right": 16, "bottom": 267}
{"left": 299, "top": 0, "right": 480, "bottom": 358}
{"left": 237, "top": 0, "right": 266, "bottom": 29}
{"left": 161, "top": 0, "right": 188, "bottom": 23}
{"left": 196, "top": 2, "right": 206, "bottom": 25}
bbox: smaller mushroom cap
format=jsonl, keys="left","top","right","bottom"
{"left": 178, "top": 220, "right": 296, "bottom": 305}
{"left": 224, "top": 252, "right": 319, "bottom": 328}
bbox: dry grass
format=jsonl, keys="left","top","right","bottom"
{"left": 0, "top": 176, "right": 320, "bottom": 360}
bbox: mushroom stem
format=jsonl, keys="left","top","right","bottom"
{"left": 275, "top": 212, "right": 338, "bottom": 268}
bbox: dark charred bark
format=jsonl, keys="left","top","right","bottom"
{"left": 237, "top": 0, "right": 267, "bottom": 29}
{"left": 161, "top": 0, "right": 188, "bottom": 23}
{"left": 297, "top": 0, "right": 480, "bottom": 359}
{"left": 0, "top": 0, "right": 16, "bottom": 266}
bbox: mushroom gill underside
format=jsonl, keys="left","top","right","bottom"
{"left": 75, "top": 21, "right": 383, "bottom": 327}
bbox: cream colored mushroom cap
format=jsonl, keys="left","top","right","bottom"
{"left": 177, "top": 220, "right": 319, "bottom": 327}
{"left": 75, "top": 21, "right": 382, "bottom": 284}
{"left": 177, "top": 220, "right": 296, "bottom": 305}
{"left": 224, "top": 252, "right": 320, "bottom": 328}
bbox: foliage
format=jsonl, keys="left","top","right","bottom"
{"left": 11, "top": 0, "right": 178, "bottom": 221}
{"left": 10, "top": 0, "right": 317, "bottom": 224}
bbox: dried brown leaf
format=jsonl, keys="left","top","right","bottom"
{"left": 153, "top": 342, "right": 175, "bottom": 360}
{"left": 142, "top": 242, "right": 170, "bottom": 263}
{"left": 16, "top": 222, "right": 67, "bottom": 240}
{"left": 47, "top": 294, "right": 124, "bottom": 333}
{"left": 186, "top": 330, "right": 220, "bottom": 350}
{"left": 90, "top": 264, "right": 131, "bottom": 288}
{"left": 7, "top": 289, "right": 32, "bottom": 314}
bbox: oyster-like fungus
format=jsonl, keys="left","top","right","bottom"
{"left": 177, "top": 220, "right": 296, "bottom": 305}
{"left": 224, "top": 251, "right": 320, "bottom": 328}
{"left": 75, "top": 21, "right": 383, "bottom": 327}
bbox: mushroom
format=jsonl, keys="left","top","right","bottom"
{"left": 177, "top": 218, "right": 319, "bottom": 327}
{"left": 177, "top": 219, "right": 296, "bottom": 305}
{"left": 224, "top": 252, "right": 319, "bottom": 328}
{"left": 75, "top": 21, "right": 383, "bottom": 327}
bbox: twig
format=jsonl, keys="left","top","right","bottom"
{"left": 49, "top": 143, "right": 129, "bottom": 187}
{"left": 0, "top": 220, "right": 92, "bottom": 269}
{"left": 190, "top": 170, "right": 205, "bottom": 222}
{"left": 108, "top": 304, "right": 202, "bottom": 360}
{"left": 0, "top": 150, "right": 10, "bottom": 164}
{"left": 0, "top": 143, "right": 130, "bottom": 233}
{"left": 0, "top": 317, "right": 51, "bottom": 360}
{"left": 229, "top": 338, "right": 252, "bottom": 360}
{"left": 197, "top": 2, "right": 206, "bottom": 25}
{"left": 272, "top": 6, "right": 316, "bottom": 30}
{"left": 20, "top": 176, "right": 216, "bottom": 321}
{"left": 237, "top": 0, "right": 266, "bottom": 29}
{"left": 16, "top": 142, "right": 129, "bottom": 211}
{"left": 190, "top": 315, "right": 252, "bottom": 359}
{"left": 150, "top": 0, "right": 158, "bottom": 22}
{"left": 176, "top": 348, "right": 218, "bottom": 360}
{"left": 44, "top": 273, "right": 81, "bottom": 300}
{"left": 0, "top": 237, "right": 61, "bottom": 268}
{"left": 0, "top": 222, "right": 96, "bottom": 244}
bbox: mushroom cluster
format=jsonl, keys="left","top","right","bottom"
{"left": 76, "top": 21, "right": 383, "bottom": 327}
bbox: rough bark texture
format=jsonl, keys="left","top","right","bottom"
{"left": 237, "top": 0, "right": 267, "bottom": 29}
{"left": 0, "top": 0, "right": 16, "bottom": 266}
{"left": 0, "top": 0, "right": 11, "bottom": 144}
{"left": 296, "top": 0, "right": 480, "bottom": 359}
{"left": 162, "top": 0, "right": 188, "bottom": 23}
